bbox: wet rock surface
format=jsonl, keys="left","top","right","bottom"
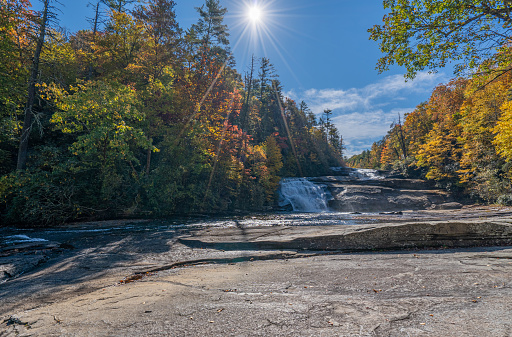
{"left": 1, "top": 208, "right": 512, "bottom": 336}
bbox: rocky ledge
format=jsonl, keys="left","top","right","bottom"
{"left": 179, "top": 216, "right": 512, "bottom": 252}
{"left": 309, "top": 169, "right": 460, "bottom": 212}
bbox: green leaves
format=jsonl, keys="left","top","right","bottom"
{"left": 370, "top": 0, "right": 512, "bottom": 78}
{"left": 50, "top": 80, "right": 149, "bottom": 165}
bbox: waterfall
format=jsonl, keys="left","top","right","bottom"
{"left": 279, "top": 178, "right": 330, "bottom": 212}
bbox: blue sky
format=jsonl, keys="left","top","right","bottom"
{"left": 34, "top": 0, "right": 453, "bottom": 156}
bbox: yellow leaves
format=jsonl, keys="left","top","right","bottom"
{"left": 380, "top": 144, "right": 395, "bottom": 167}
{"left": 252, "top": 145, "right": 267, "bottom": 162}
{"left": 493, "top": 101, "right": 512, "bottom": 162}
{"left": 416, "top": 125, "right": 462, "bottom": 181}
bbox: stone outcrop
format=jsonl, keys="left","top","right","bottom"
{"left": 179, "top": 217, "right": 512, "bottom": 252}
{"left": 0, "top": 241, "right": 71, "bottom": 282}
{"left": 2, "top": 209, "right": 512, "bottom": 336}
{"left": 311, "top": 168, "right": 459, "bottom": 212}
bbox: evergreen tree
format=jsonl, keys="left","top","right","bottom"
{"left": 191, "top": 0, "right": 230, "bottom": 71}
{"left": 101, "top": 0, "right": 138, "bottom": 12}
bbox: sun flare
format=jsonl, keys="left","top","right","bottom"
{"left": 230, "top": 0, "right": 302, "bottom": 85}
{"left": 248, "top": 6, "right": 262, "bottom": 23}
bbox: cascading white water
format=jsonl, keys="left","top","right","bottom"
{"left": 279, "top": 178, "right": 330, "bottom": 212}
{"left": 349, "top": 168, "right": 384, "bottom": 180}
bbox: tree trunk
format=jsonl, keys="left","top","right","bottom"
{"left": 395, "top": 114, "right": 408, "bottom": 160}
{"left": 146, "top": 138, "right": 152, "bottom": 175}
{"left": 242, "top": 55, "right": 255, "bottom": 130}
{"left": 17, "top": 0, "right": 49, "bottom": 170}
{"left": 87, "top": 1, "right": 101, "bottom": 81}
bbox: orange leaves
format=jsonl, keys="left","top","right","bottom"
{"left": 380, "top": 143, "right": 395, "bottom": 167}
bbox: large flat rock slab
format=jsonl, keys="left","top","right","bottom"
{"left": 311, "top": 176, "right": 435, "bottom": 190}
{"left": 179, "top": 218, "right": 512, "bottom": 251}
{"left": 2, "top": 209, "right": 512, "bottom": 336}
{"left": 0, "top": 241, "right": 70, "bottom": 282}
{"left": 3, "top": 247, "right": 512, "bottom": 336}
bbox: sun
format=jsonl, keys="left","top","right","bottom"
{"left": 229, "top": 0, "right": 303, "bottom": 84}
{"left": 247, "top": 6, "right": 263, "bottom": 24}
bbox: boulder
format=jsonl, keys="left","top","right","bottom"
{"left": 430, "top": 202, "right": 464, "bottom": 210}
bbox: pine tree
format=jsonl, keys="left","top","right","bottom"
{"left": 101, "top": 0, "right": 138, "bottom": 12}
{"left": 133, "top": 0, "right": 181, "bottom": 81}
{"left": 191, "top": 0, "right": 230, "bottom": 72}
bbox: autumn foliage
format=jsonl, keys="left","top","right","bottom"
{"left": 348, "top": 58, "right": 512, "bottom": 204}
{"left": 0, "top": 0, "right": 343, "bottom": 225}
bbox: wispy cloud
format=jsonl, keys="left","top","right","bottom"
{"left": 286, "top": 72, "right": 446, "bottom": 156}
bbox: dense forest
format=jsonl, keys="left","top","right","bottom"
{"left": 0, "top": 0, "right": 344, "bottom": 225}
{"left": 347, "top": 1, "right": 512, "bottom": 206}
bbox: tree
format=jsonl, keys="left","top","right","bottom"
{"left": 191, "top": 0, "right": 229, "bottom": 52}
{"left": 132, "top": 0, "right": 181, "bottom": 174}
{"left": 255, "top": 57, "right": 279, "bottom": 142}
{"left": 49, "top": 81, "right": 149, "bottom": 168}
{"left": 95, "top": 9, "right": 143, "bottom": 82}
{"left": 101, "top": 0, "right": 138, "bottom": 12}
{"left": 86, "top": 1, "right": 103, "bottom": 80}
{"left": 239, "top": 55, "right": 256, "bottom": 132}
{"left": 132, "top": 0, "right": 181, "bottom": 82}
{"left": 253, "top": 136, "right": 283, "bottom": 202}
{"left": 190, "top": 0, "right": 230, "bottom": 76}
{"left": 0, "top": 0, "right": 33, "bottom": 173}
{"left": 391, "top": 114, "right": 407, "bottom": 160}
{"left": 0, "top": 0, "right": 32, "bottom": 104}
{"left": 41, "top": 31, "right": 79, "bottom": 87}
{"left": 402, "top": 103, "right": 433, "bottom": 155}
{"left": 370, "top": 0, "right": 512, "bottom": 79}
{"left": 458, "top": 75, "right": 510, "bottom": 192}
{"left": 17, "top": 0, "right": 53, "bottom": 170}
{"left": 300, "top": 101, "right": 316, "bottom": 128}
{"left": 495, "top": 100, "right": 512, "bottom": 162}
{"left": 415, "top": 79, "right": 466, "bottom": 183}
{"left": 322, "top": 109, "right": 332, "bottom": 141}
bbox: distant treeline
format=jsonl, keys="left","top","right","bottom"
{"left": 350, "top": 0, "right": 512, "bottom": 206}
{"left": 347, "top": 56, "right": 512, "bottom": 205}
{"left": 0, "top": 0, "right": 343, "bottom": 226}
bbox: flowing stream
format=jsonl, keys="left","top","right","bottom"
{"left": 0, "top": 169, "right": 409, "bottom": 249}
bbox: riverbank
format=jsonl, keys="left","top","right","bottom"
{"left": 1, "top": 206, "right": 512, "bottom": 336}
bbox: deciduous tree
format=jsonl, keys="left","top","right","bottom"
{"left": 370, "top": 0, "right": 512, "bottom": 78}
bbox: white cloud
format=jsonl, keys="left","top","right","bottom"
{"left": 332, "top": 110, "right": 394, "bottom": 140}
{"left": 287, "top": 71, "right": 444, "bottom": 115}
{"left": 286, "top": 71, "right": 447, "bottom": 157}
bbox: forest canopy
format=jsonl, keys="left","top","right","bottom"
{"left": 0, "top": 0, "right": 344, "bottom": 225}
{"left": 369, "top": 0, "right": 512, "bottom": 79}
{"left": 347, "top": 1, "right": 512, "bottom": 205}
